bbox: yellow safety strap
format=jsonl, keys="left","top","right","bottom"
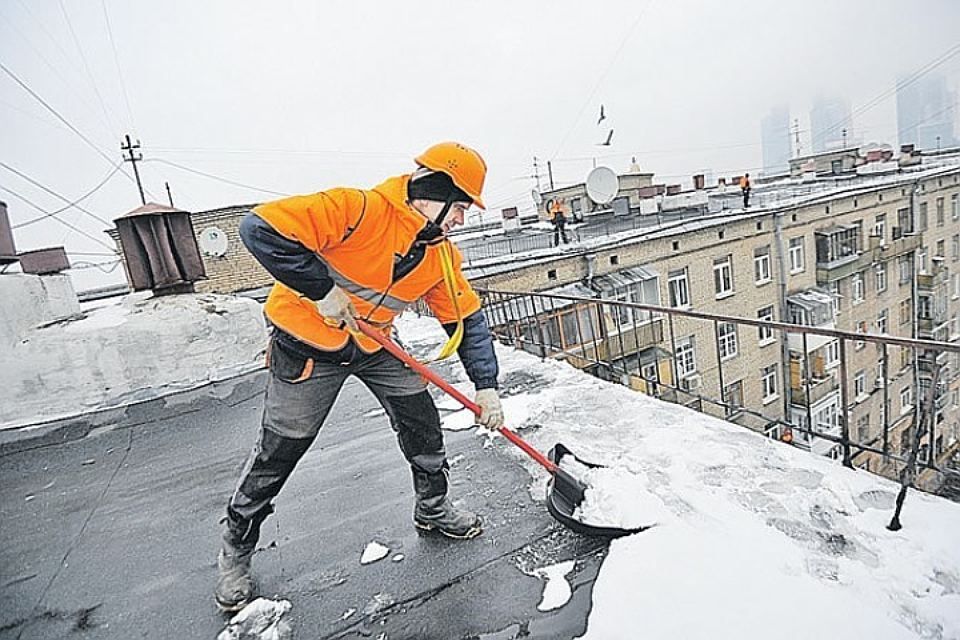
{"left": 432, "top": 241, "right": 464, "bottom": 361}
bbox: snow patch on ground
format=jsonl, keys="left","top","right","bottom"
{"left": 523, "top": 559, "right": 576, "bottom": 612}
{"left": 360, "top": 541, "right": 390, "bottom": 565}
{"left": 394, "top": 312, "right": 960, "bottom": 639}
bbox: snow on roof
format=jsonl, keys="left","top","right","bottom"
{"left": 395, "top": 312, "right": 960, "bottom": 638}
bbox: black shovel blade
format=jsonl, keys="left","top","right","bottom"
{"left": 546, "top": 443, "right": 649, "bottom": 538}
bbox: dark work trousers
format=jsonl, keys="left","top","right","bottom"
{"left": 742, "top": 188, "right": 751, "bottom": 208}
{"left": 553, "top": 219, "right": 569, "bottom": 246}
{"left": 226, "top": 337, "right": 447, "bottom": 536}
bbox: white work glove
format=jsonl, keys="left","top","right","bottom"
{"left": 474, "top": 388, "right": 504, "bottom": 430}
{"left": 315, "top": 285, "right": 359, "bottom": 332}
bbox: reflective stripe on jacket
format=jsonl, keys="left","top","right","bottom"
{"left": 241, "top": 175, "right": 483, "bottom": 355}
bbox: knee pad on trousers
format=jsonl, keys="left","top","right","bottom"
{"left": 230, "top": 428, "right": 314, "bottom": 525}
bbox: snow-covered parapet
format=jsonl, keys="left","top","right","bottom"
{"left": 0, "top": 291, "right": 268, "bottom": 430}
{"left": 0, "top": 273, "right": 81, "bottom": 348}
{"left": 394, "top": 312, "right": 960, "bottom": 639}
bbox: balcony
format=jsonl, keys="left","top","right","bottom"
{"left": 816, "top": 234, "right": 921, "bottom": 284}
{"left": 790, "top": 374, "right": 839, "bottom": 408}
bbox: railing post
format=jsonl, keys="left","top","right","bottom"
{"left": 838, "top": 338, "right": 853, "bottom": 468}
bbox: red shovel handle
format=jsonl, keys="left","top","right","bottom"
{"left": 357, "top": 320, "right": 558, "bottom": 474}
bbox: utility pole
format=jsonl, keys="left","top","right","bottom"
{"left": 842, "top": 128, "right": 847, "bottom": 150}
{"left": 793, "top": 119, "right": 802, "bottom": 158}
{"left": 532, "top": 156, "right": 543, "bottom": 192}
{"left": 121, "top": 134, "right": 145, "bottom": 205}
{"left": 165, "top": 182, "right": 174, "bottom": 207}
{"left": 547, "top": 160, "right": 555, "bottom": 190}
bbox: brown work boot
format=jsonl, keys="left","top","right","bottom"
{"left": 214, "top": 509, "right": 261, "bottom": 612}
{"left": 414, "top": 494, "right": 483, "bottom": 539}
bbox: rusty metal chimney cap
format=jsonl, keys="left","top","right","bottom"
{"left": 114, "top": 202, "right": 188, "bottom": 221}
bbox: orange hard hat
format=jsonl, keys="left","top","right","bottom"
{"left": 415, "top": 142, "right": 487, "bottom": 209}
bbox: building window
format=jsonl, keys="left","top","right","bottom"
{"left": 919, "top": 202, "right": 928, "bottom": 231}
{"left": 953, "top": 193, "right": 959, "bottom": 221}
{"left": 827, "top": 281, "right": 842, "bottom": 315}
{"left": 723, "top": 380, "right": 744, "bottom": 417}
{"left": 900, "top": 387, "right": 913, "bottom": 415}
{"left": 897, "top": 207, "right": 913, "bottom": 234}
{"left": 900, "top": 298, "right": 912, "bottom": 325}
{"left": 854, "top": 370, "right": 866, "bottom": 398}
{"left": 761, "top": 365, "right": 778, "bottom": 401}
{"left": 825, "top": 339, "right": 840, "bottom": 368}
{"left": 937, "top": 239, "right": 945, "bottom": 259}
{"left": 899, "top": 255, "right": 913, "bottom": 284}
{"left": 874, "top": 213, "right": 886, "bottom": 246}
{"left": 937, "top": 197, "right": 945, "bottom": 226}
{"left": 668, "top": 268, "right": 690, "bottom": 308}
{"left": 918, "top": 247, "right": 928, "bottom": 274}
{"left": 547, "top": 269, "right": 557, "bottom": 280}
{"left": 718, "top": 322, "right": 738, "bottom": 359}
{"left": 789, "top": 237, "right": 805, "bottom": 272}
{"left": 758, "top": 306, "right": 775, "bottom": 345}
{"left": 953, "top": 235, "right": 960, "bottom": 262}
{"left": 857, "top": 415, "right": 870, "bottom": 443}
{"left": 877, "top": 309, "right": 888, "bottom": 334}
{"left": 855, "top": 320, "right": 867, "bottom": 350}
{"left": 852, "top": 271, "right": 865, "bottom": 303}
{"left": 676, "top": 337, "right": 696, "bottom": 378}
{"left": 713, "top": 256, "right": 734, "bottom": 297}
{"left": 754, "top": 246, "right": 771, "bottom": 284}
{"left": 954, "top": 274, "right": 960, "bottom": 299}
{"left": 875, "top": 262, "right": 887, "bottom": 293}
{"left": 610, "top": 276, "right": 660, "bottom": 326}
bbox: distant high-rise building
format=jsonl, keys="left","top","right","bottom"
{"left": 811, "top": 96, "right": 853, "bottom": 153}
{"left": 761, "top": 106, "right": 791, "bottom": 175}
{"left": 897, "top": 73, "right": 957, "bottom": 151}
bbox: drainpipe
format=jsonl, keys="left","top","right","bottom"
{"left": 583, "top": 252, "right": 597, "bottom": 290}
{"left": 773, "top": 209, "right": 793, "bottom": 428}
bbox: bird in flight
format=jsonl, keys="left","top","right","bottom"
{"left": 597, "top": 104, "right": 606, "bottom": 125}
{"left": 598, "top": 129, "right": 614, "bottom": 146}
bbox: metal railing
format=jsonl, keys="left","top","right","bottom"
{"left": 477, "top": 287, "right": 960, "bottom": 493}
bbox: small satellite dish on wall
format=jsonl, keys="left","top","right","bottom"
{"left": 585, "top": 166, "right": 618, "bottom": 205}
{"left": 531, "top": 188, "right": 543, "bottom": 205}
{"left": 198, "top": 226, "right": 228, "bottom": 257}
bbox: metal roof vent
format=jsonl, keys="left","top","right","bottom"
{"left": 114, "top": 202, "right": 206, "bottom": 295}
{"left": 19, "top": 247, "right": 70, "bottom": 275}
{"left": 0, "top": 201, "right": 18, "bottom": 266}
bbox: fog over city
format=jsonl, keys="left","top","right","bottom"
{"left": 1, "top": 0, "right": 958, "bottom": 290}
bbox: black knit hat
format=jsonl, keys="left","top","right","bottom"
{"left": 408, "top": 171, "right": 472, "bottom": 203}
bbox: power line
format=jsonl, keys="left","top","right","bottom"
{"left": 58, "top": 0, "right": 123, "bottom": 134}
{"left": 816, "top": 42, "right": 960, "bottom": 148}
{"left": 0, "top": 60, "right": 155, "bottom": 199}
{"left": 10, "top": 164, "right": 120, "bottom": 229}
{"left": 0, "top": 161, "right": 116, "bottom": 227}
{"left": 146, "top": 158, "right": 291, "bottom": 197}
{"left": 100, "top": 0, "right": 136, "bottom": 133}
{"left": 0, "top": 186, "right": 118, "bottom": 252}
{"left": 550, "top": 0, "right": 655, "bottom": 161}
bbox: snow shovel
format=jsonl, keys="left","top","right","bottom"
{"left": 357, "top": 320, "right": 646, "bottom": 538}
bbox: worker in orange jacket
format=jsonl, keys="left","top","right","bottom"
{"left": 216, "top": 142, "right": 504, "bottom": 612}
{"left": 740, "top": 173, "right": 751, "bottom": 208}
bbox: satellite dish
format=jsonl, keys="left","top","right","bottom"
{"left": 198, "top": 226, "right": 228, "bottom": 257}
{"left": 531, "top": 188, "right": 543, "bottom": 205}
{"left": 585, "top": 166, "right": 618, "bottom": 205}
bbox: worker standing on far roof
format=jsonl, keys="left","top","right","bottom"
{"left": 215, "top": 141, "right": 505, "bottom": 612}
{"left": 549, "top": 198, "right": 570, "bottom": 246}
{"left": 740, "top": 173, "right": 752, "bottom": 208}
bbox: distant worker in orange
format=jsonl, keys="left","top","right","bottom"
{"left": 740, "top": 173, "right": 752, "bottom": 208}
{"left": 549, "top": 198, "right": 570, "bottom": 246}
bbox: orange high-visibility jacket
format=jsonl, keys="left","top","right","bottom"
{"left": 739, "top": 175, "right": 751, "bottom": 190}
{"left": 252, "top": 175, "right": 481, "bottom": 353}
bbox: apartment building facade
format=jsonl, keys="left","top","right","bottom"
{"left": 473, "top": 167, "right": 960, "bottom": 488}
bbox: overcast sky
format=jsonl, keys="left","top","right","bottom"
{"left": 2, "top": 0, "right": 959, "bottom": 290}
